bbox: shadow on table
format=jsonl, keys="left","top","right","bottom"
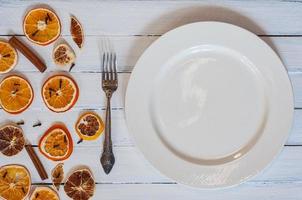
{"left": 135, "top": 5, "right": 280, "bottom": 59}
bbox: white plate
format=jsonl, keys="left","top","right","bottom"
{"left": 125, "top": 22, "right": 294, "bottom": 188}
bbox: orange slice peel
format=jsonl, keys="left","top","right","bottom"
{"left": 29, "top": 186, "right": 59, "bottom": 200}
{"left": 0, "top": 164, "right": 31, "bottom": 200}
{"left": 70, "top": 15, "right": 84, "bottom": 49}
{"left": 23, "top": 8, "right": 61, "bottom": 46}
{"left": 38, "top": 124, "right": 73, "bottom": 161}
{"left": 0, "top": 40, "right": 18, "bottom": 74}
{"left": 42, "top": 74, "right": 79, "bottom": 113}
{"left": 75, "top": 112, "right": 104, "bottom": 144}
{"left": 64, "top": 168, "right": 95, "bottom": 200}
{"left": 0, "top": 124, "right": 25, "bottom": 156}
{"left": 0, "top": 75, "right": 34, "bottom": 114}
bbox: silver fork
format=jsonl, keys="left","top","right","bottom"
{"left": 100, "top": 39, "right": 118, "bottom": 174}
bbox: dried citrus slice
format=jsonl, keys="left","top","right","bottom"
{"left": 0, "top": 164, "right": 31, "bottom": 200}
{"left": 75, "top": 112, "right": 104, "bottom": 143}
{"left": 0, "top": 75, "right": 34, "bottom": 114}
{"left": 0, "top": 41, "right": 18, "bottom": 74}
{"left": 29, "top": 186, "right": 59, "bottom": 200}
{"left": 70, "top": 16, "right": 84, "bottom": 49}
{"left": 39, "top": 124, "right": 73, "bottom": 161}
{"left": 64, "top": 168, "right": 95, "bottom": 200}
{"left": 42, "top": 75, "right": 79, "bottom": 113}
{"left": 23, "top": 8, "right": 61, "bottom": 45}
{"left": 51, "top": 163, "right": 64, "bottom": 191}
{"left": 53, "top": 43, "right": 76, "bottom": 68}
{"left": 0, "top": 124, "right": 25, "bottom": 156}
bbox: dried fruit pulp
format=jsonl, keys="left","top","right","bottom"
{"left": 39, "top": 124, "right": 73, "bottom": 161}
{"left": 71, "top": 16, "right": 84, "bottom": 48}
{"left": 0, "top": 41, "right": 17, "bottom": 73}
{"left": 42, "top": 75, "right": 79, "bottom": 113}
{"left": 76, "top": 112, "right": 104, "bottom": 141}
{"left": 51, "top": 163, "right": 64, "bottom": 191}
{"left": 0, "top": 124, "right": 25, "bottom": 156}
{"left": 23, "top": 8, "right": 61, "bottom": 45}
{"left": 64, "top": 168, "right": 95, "bottom": 200}
{"left": 0, "top": 165, "right": 31, "bottom": 200}
{"left": 0, "top": 75, "right": 33, "bottom": 114}
{"left": 53, "top": 44, "right": 75, "bottom": 67}
{"left": 30, "top": 186, "right": 59, "bottom": 200}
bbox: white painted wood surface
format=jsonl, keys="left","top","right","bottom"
{"left": 0, "top": 0, "right": 301, "bottom": 199}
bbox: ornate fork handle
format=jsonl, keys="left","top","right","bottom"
{"left": 101, "top": 90, "right": 115, "bottom": 174}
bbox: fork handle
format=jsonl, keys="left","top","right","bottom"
{"left": 101, "top": 94, "right": 115, "bottom": 174}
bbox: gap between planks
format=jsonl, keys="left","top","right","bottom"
{"left": 2, "top": 34, "right": 302, "bottom": 37}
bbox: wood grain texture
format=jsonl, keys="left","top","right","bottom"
{"left": 0, "top": 0, "right": 302, "bottom": 35}
{"left": 0, "top": 109, "right": 301, "bottom": 146}
{"left": 0, "top": 36, "right": 302, "bottom": 73}
{"left": 0, "top": 72, "right": 129, "bottom": 110}
{"left": 0, "top": 0, "right": 301, "bottom": 199}
{"left": 2, "top": 72, "right": 302, "bottom": 110}
{"left": 0, "top": 146, "right": 301, "bottom": 184}
{"left": 52, "top": 182, "right": 302, "bottom": 200}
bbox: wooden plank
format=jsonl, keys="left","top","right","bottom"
{"left": 1, "top": 71, "right": 301, "bottom": 108}
{"left": 0, "top": 36, "right": 301, "bottom": 73}
{"left": 0, "top": 109, "right": 132, "bottom": 147}
{"left": 288, "top": 109, "right": 302, "bottom": 145}
{"left": 0, "top": 146, "right": 301, "bottom": 184}
{"left": 0, "top": 108, "right": 301, "bottom": 146}
{"left": 0, "top": 0, "right": 302, "bottom": 35}
{"left": 0, "top": 72, "right": 129, "bottom": 110}
{"left": 262, "top": 37, "right": 302, "bottom": 72}
{"left": 52, "top": 181, "right": 302, "bottom": 200}
{"left": 0, "top": 72, "right": 301, "bottom": 146}
{"left": 0, "top": 36, "right": 156, "bottom": 73}
{"left": 291, "top": 72, "right": 302, "bottom": 108}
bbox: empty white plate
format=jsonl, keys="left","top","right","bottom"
{"left": 125, "top": 22, "right": 293, "bottom": 188}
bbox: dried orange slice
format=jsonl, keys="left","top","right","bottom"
{"left": 0, "top": 41, "right": 18, "bottom": 74}
{"left": 0, "top": 75, "right": 34, "bottom": 114}
{"left": 70, "top": 16, "right": 84, "bottom": 49}
{"left": 42, "top": 75, "right": 79, "bottom": 113}
{"left": 0, "top": 164, "right": 31, "bottom": 200}
{"left": 64, "top": 168, "right": 95, "bottom": 200}
{"left": 0, "top": 124, "right": 25, "bottom": 156}
{"left": 53, "top": 43, "right": 76, "bottom": 68}
{"left": 29, "top": 186, "right": 59, "bottom": 200}
{"left": 51, "top": 163, "right": 64, "bottom": 191}
{"left": 39, "top": 124, "right": 73, "bottom": 161}
{"left": 75, "top": 112, "right": 104, "bottom": 144}
{"left": 23, "top": 8, "right": 61, "bottom": 45}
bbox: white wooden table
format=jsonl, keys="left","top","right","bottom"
{"left": 0, "top": 0, "right": 302, "bottom": 199}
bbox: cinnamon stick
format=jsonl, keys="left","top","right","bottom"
{"left": 8, "top": 36, "right": 47, "bottom": 72}
{"left": 25, "top": 144, "right": 48, "bottom": 180}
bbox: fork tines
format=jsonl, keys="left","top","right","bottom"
{"left": 101, "top": 38, "right": 118, "bottom": 83}
{"left": 102, "top": 52, "right": 117, "bottom": 81}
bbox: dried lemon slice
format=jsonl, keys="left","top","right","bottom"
{"left": 75, "top": 112, "right": 104, "bottom": 143}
